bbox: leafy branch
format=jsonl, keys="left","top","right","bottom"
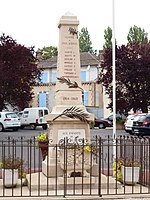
{"left": 52, "top": 106, "right": 89, "bottom": 123}
{"left": 57, "top": 77, "right": 83, "bottom": 90}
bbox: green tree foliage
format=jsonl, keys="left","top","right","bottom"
{"left": 127, "top": 25, "right": 148, "bottom": 44}
{"left": 38, "top": 46, "right": 58, "bottom": 60}
{"left": 100, "top": 42, "right": 150, "bottom": 113}
{"left": 103, "top": 26, "right": 112, "bottom": 49}
{"left": 0, "top": 34, "right": 41, "bottom": 111}
{"left": 103, "top": 26, "right": 117, "bottom": 50}
{"left": 79, "top": 27, "right": 94, "bottom": 53}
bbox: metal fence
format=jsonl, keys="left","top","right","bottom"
{"left": 0, "top": 136, "right": 150, "bottom": 197}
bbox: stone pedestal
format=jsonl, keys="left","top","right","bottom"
{"left": 42, "top": 116, "right": 93, "bottom": 177}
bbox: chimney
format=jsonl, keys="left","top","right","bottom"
{"left": 36, "top": 50, "right": 43, "bottom": 61}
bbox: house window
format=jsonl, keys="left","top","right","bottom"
{"left": 52, "top": 72, "right": 56, "bottom": 83}
{"left": 40, "top": 72, "right": 48, "bottom": 83}
{"left": 39, "top": 92, "right": 46, "bottom": 107}
{"left": 82, "top": 91, "right": 88, "bottom": 106}
{"left": 81, "top": 71, "right": 86, "bottom": 82}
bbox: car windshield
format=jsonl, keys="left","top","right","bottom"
{"left": 133, "top": 114, "right": 146, "bottom": 121}
{"left": 136, "top": 115, "right": 146, "bottom": 121}
{"left": 5, "top": 113, "right": 18, "bottom": 118}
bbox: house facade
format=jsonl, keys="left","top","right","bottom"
{"left": 31, "top": 52, "right": 105, "bottom": 118}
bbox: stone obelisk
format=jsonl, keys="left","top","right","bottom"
{"left": 42, "top": 12, "right": 94, "bottom": 177}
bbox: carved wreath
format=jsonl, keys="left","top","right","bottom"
{"left": 57, "top": 77, "right": 83, "bottom": 90}
{"left": 69, "top": 27, "right": 78, "bottom": 38}
{"left": 52, "top": 106, "right": 89, "bottom": 123}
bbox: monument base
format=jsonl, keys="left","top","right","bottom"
{"left": 42, "top": 103, "right": 94, "bottom": 177}
{"left": 26, "top": 172, "right": 122, "bottom": 191}
{"left": 27, "top": 172, "right": 97, "bottom": 191}
{"left": 42, "top": 156, "right": 64, "bottom": 177}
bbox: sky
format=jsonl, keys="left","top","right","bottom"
{"left": 1, "top": 0, "right": 150, "bottom": 52}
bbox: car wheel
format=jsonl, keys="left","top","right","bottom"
{"left": 129, "top": 131, "right": 134, "bottom": 135}
{"left": 13, "top": 128, "right": 18, "bottom": 131}
{"left": 43, "top": 124, "right": 48, "bottom": 130}
{"left": 0, "top": 123, "right": 4, "bottom": 132}
{"left": 125, "top": 129, "right": 131, "bottom": 133}
{"left": 99, "top": 123, "right": 106, "bottom": 129}
{"left": 30, "top": 124, "right": 36, "bottom": 130}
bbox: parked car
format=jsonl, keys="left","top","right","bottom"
{"left": 105, "top": 113, "right": 126, "bottom": 123}
{"left": 19, "top": 107, "right": 49, "bottom": 130}
{"left": 124, "top": 113, "right": 147, "bottom": 134}
{"left": 132, "top": 114, "right": 150, "bottom": 136}
{"left": 0, "top": 112, "right": 21, "bottom": 132}
{"left": 94, "top": 117, "right": 112, "bottom": 129}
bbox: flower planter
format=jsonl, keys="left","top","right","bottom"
{"left": 38, "top": 141, "right": 48, "bottom": 160}
{"left": 2, "top": 169, "right": 18, "bottom": 188}
{"left": 116, "top": 124, "right": 124, "bottom": 130}
{"left": 121, "top": 166, "right": 140, "bottom": 185}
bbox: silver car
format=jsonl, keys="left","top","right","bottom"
{"left": 0, "top": 112, "right": 21, "bottom": 132}
{"left": 124, "top": 113, "right": 147, "bottom": 134}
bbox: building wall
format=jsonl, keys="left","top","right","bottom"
{"left": 103, "top": 87, "right": 112, "bottom": 118}
{"left": 31, "top": 54, "right": 104, "bottom": 117}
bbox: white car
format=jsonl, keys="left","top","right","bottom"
{"left": 19, "top": 107, "right": 49, "bottom": 130}
{"left": 0, "top": 112, "right": 21, "bottom": 132}
{"left": 124, "top": 113, "right": 147, "bottom": 134}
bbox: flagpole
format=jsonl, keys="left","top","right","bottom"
{"left": 112, "top": 0, "right": 116, "bottom": 160}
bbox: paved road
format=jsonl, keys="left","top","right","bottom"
{"left": 0, "top": 127, "right": 129, "bottom": 141}
{"left": 90, "top": 127, "right": 129, "bottom": 139}
{"left": 0, "top": 127, "right": 46, "bottom": 140}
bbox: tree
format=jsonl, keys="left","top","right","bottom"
{"left": 103, "top": 26, "right": 112, "bottom": 49}
{"left": 103, "top": 26, "right": 117, "bottom": 50}
{"left": 100, "top": 42, "right": 150, "bottom": 113}
{"left": 38, "top": 46, "right": 58, "bottom": 60}
{"left": 127, "top": 25, "right": 148, "bottom": 44}
{"left": 79, "top": 27, "right": 94, "bottom": 54}
{"left": 0, "top": 34, "right": 41, "bottom": 111}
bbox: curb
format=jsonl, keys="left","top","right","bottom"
{"left": 1, "top": 194, "right": 150, "bottom": 200}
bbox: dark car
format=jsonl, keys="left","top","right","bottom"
{"left": 105, "top": 113, "right": 126, "bottom": 123}
{"left": 132, "top": 114, "right": 150, "bottom": 136}
{"left": 94, "top": 118, "right": 112, "bottom": 129}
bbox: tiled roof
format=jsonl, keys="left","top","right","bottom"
{"left": 38, "top": 56, "right": 57, "bottom": 68}
{"left": 80, "top": 52, "right": 99, "bottom": 66}
{"left": 38, "top": 52, "right": 100, "bottom": 69}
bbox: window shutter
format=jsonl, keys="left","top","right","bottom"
{"left": 83, "top": 91, "right": 88, "bottom": 106}
{"left": 39, "top": 92, "right": 46, "bottom": 107}
{"left": 52, "top": 72, "right": 56, "bottom": 83}
{"left": 41, "top": 72, "right": 48, "bottom": 83}
{"left": 81, "top": 71, "right": 86, "bottom": 82}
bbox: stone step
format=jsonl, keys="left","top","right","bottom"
{"left": 26, "top": 172, "right": 121, "bottom": 191}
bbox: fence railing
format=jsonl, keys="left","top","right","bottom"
{"left": 0, "top": 136, "right": 150, "bottom": 197}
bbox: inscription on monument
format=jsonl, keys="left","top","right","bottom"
{"left": 61, "top": 32, "right": 79, "bottom": 79}
{"left": 58, "top": 129, "right": 85, "bottom": 145}
{"left": 63, "top": 97, "right": 78, "bottom": 101}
